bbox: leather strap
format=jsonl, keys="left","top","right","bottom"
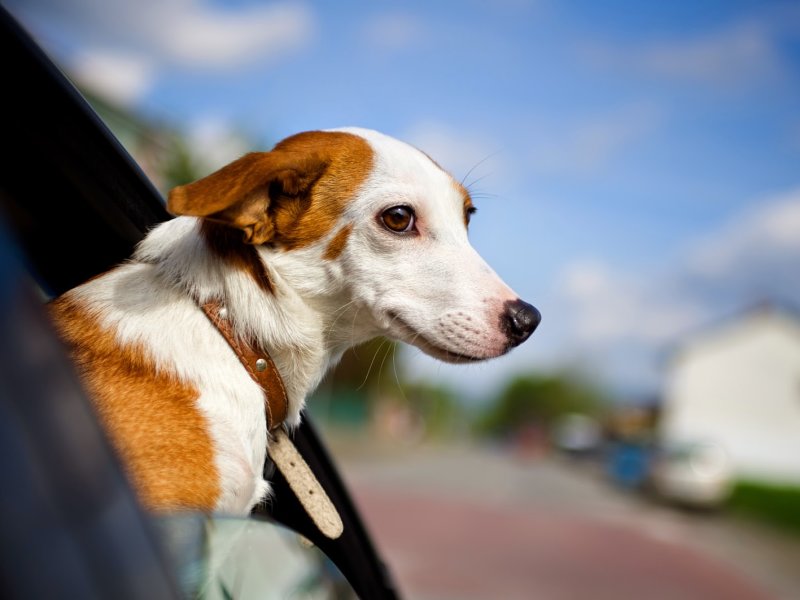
{"left": 269, "top": 429, "right": 344, "bottom": 539}
{"left": 200, "top": 300, "right": 289, "bottom": 430}
{"left": 199, "top": 298, "right": 344, "bottom": 539}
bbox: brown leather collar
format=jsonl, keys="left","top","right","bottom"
{"left": 200, "top": 300, "right": 289, "bottom": 431}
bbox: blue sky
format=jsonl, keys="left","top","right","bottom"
{"left": 8, "top": 0, "right": 800, "bottom": 400}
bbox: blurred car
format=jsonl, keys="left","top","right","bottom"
{"left": 0, "top": 8, "right": 398, "bottom": 598}
{"left": 651, "top": 441, "right": 733, "bottom": 507}
{"left": 553, "top": 413, "right": 602, "bottom": 456}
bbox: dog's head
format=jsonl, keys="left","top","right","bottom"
{"left": 168, "top": 128, "right": 539, "bottom": 363}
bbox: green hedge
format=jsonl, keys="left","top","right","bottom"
{"left": 728, "top": 481, "right": 800, "bottom": 535}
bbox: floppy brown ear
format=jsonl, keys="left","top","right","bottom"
{"left": 167, "top": 151, "right": 328, "bottom": 244}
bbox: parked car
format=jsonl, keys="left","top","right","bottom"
{"left": 651, "top": 441, "right": 733, "bottom": 507}
{"left": 0, "top": 7, "right": 398, "bottom": 598}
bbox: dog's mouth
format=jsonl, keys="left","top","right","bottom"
{"left": 385, "top": 312, "right": 487, "bottom": 364}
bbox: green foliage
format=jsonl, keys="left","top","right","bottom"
{"left": 309, "top": 339, "right": 399, "bottom": 427}
{"left": 729, "top": 481, "right": 800, "bottom": 535}
{"left": 326, "top": 338, "right": 399, "bottom": 394}
{"left": 403, "top": 381, "right": 465, "bottom": 439}
{"left": 161, "top": 136, "right": 204, "bottom": 189}
{"left": 474, "top": 372, "right": 605, "bottom": 439}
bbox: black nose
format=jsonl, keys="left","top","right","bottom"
{"left": 502, "top": 299, "right": 541, "bottom": 347}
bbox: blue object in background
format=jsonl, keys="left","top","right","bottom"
{"left": 608, "top": 442, "right": 652, "bottom": 489}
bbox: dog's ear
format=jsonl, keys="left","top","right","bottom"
{"left": 167, "top": 151, "right": 328, "bottom": 245}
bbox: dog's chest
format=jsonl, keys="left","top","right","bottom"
{"left": 148, "top": 299, "right": 273, "bottom": 513}
{"left": 194, "top": 374, "right": 271, "bottom": 513}
{"left": 81, "top": 264, "right": 273, "bottom": 513}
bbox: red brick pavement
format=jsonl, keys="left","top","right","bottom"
{"left": 353, "top": 489, "right": 771, "bottom": 600}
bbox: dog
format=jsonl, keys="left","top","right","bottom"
{"left": 49, "top": 128, "right": 540, "bottom": 515}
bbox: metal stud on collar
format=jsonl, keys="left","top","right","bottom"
{"left": 218, "top": 307, "right": 228, "bottom": 320}
{"left": 255, "top": 358, "right": 268, "bottom": 372}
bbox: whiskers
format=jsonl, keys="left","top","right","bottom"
{"left": 356, "top": 338, "right": 390, "bottom": 392}
{"left": 325, "top": 299, "right": 360, "bottom": 338}
{"left": 390, "top": 342, "right": 408, "bottom": 405}
{"left": 323, "top": 298, "right": 369, "bottom": 353}
{"left": 460, "top": 150, "right": 506, "bottom": 213}
{"left": 460, "top": 150, "right": 503, "bottom": 191}
{"left": 353, "top": 311, "right": 412, "bottom": 401}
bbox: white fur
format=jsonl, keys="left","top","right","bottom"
{"left": 66, "top": 128, "right": 527, "bottom": 514}
{"left": 324, "top": 128, "right": 519, "bottom": 360}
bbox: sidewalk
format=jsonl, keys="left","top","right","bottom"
{"left": 336, "top": 443, "right": 800, "bottom": 599}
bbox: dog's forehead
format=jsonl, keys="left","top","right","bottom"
{"left": 331, "top": 128, "right": 469, "bottom": 214}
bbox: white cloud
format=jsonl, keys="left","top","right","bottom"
{"left": 71, "top": 50, "right": 155, "bottom": 106}
{"left": 527, "top": 104, "right": 661, "bottom": 176}
{"left": 558, "top": 261, "right": 702, "bottom": 347}
{"left": 185, "top": 117, "right": 252, "bottom": 173}
{"left": 680, "top": 189, "right": 800, "bottom": 309}
{"left": 553, "top": 188, "right": 800, "bottom": 392}
{"left": 404, "top": 121, "right": 504, "bottom": 184}
{"left": 163, "top": 2, "right": 314, "bottom": 68}
{"left": 10, "top": 0, "right": 315, "bottom": 102}
{"left": 582, "top": 20, "right": 784, "bottom": 87}
{"left": 639, "top": 24, "right": 777, "bottom": 84}
{"left": 691, "top": 189, "right": 800, "bottom": 277}
{"left": 362, "top": 12, "right": 425, "bottom": 52}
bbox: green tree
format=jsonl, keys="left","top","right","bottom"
{"left": 309, "top": 338, "right": 401, "bottom": 428}
{"left": 402, "top": 381, "right": 465, "bottom": 439}
{"left": 475, "top": 372, "right": 605, "bottom": 439}
{"left": 326, "top": 338, "right": 399, "bottom": 393}
{"left": 161, "top": 136, "right": 203, "bottom": 190}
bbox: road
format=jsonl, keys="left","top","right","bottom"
{"left": 335, "top": 443, "right": 800, "bottom": 600}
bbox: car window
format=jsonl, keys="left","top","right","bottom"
{"left": 157, "top": 515, "right": 357, "bottom": 599}
{"left": 0, "top": 9, "right": 398, "bottom": 598}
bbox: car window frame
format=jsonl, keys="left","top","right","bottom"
{"left": 0, "top": 7, "right": 398, "bottom": 598}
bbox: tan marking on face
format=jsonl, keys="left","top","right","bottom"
{"left": 322, "top": 224, "right": 353, "bottom": 260}
{"left": 201, "top": 221, "right": 273, "bottom": 293}
{"left": 269, "top": 131, "right": 373, "bottom": 250}
{"left": 416, "top": 145, "right": 474, "bottom": 228}
{"left": 48, "top": 295, "right": 220, "bottom": 512}
{"left": 458, "top": 183, "right": 475, "bottom": 227}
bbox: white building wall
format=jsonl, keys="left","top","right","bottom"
{"left": 661, "top": 311, "right": 800, "bottom": 484}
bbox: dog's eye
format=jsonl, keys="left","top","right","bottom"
{"left": 381, "top": 205, "right": 415, "bottom": 233}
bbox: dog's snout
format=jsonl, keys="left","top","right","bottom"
{"left": 502, "top": 299, "right": 541, "bottom": 346}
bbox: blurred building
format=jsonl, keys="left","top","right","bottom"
{"left": 660, "top": 305, "right": 800, "bottom": 486}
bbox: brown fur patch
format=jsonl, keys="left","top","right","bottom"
{"left": 200, "top": 221, "right": 274, "bottom": 293}
{"left": 48, "top": 295, "right": 220, "bottom": 512}
{"left": 268, "top": 131, "right": 373, "bottom": 250}
{"left": 168, "top": 131, "right": 373, "bottom": 251}
{"left": 323, "top": 224, "right": 353, "bottom": 260}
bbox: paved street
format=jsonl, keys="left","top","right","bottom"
{"left": 335, "top": 443, "right": 800, "bottom": 599}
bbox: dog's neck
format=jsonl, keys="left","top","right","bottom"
{"left": 133, "top": 217, "right": 374, "bottom": 423}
